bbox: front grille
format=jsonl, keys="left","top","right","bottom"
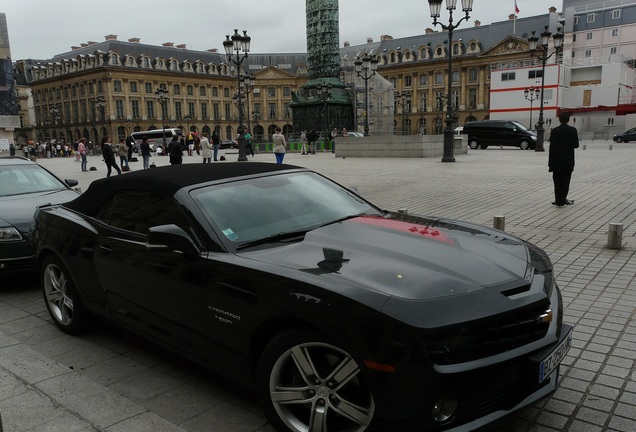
{"left": 425, "top": 303, "right": 551, "bottom": 365}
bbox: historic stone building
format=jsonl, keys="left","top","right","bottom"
{"left": 12, "top": 12, "right": 555, "bottom": 146}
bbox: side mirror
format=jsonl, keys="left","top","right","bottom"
{"left": 65, "top": 179, "right": 79, "bottom": 187}
{"left": 146, "top": 224, "right": 200, "bottom": 258}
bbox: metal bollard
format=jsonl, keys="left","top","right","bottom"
{"left": 493, "top": 215, "right": 505, "bottom": 231}
{"left": 607, "top": 223, "right": 623, "bottom": 249}
{"left": 609, "top": 144, "right": 613, "bottom": 150}
{"left": 583, "top": 145, "right": 586, "bottom": 150}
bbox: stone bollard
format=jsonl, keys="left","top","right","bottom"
{"left": 493, "top": 215, "right": 505, "bottom": 231}
{"left": 583, "top": 145, "right": 586, "bottom": 150}
{"left": 607, "top": 223, "right": 623, "bottom": 249}
{"left": 609, "top": 144, "right": 613, "bottom": 150}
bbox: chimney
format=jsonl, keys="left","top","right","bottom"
{"left": 549, "top": 6, "right": 557, "bottom": 13}
{"left": 87, "top": 41, "right": 98, "bottom": 46}
{"left": 425, "top": 28, "right": 435, "bottom": 34}
{"left": 176, "top": 44, "right": 187, "bottom": 49}
{"left": 474, "top": 20, "right": 481, "bottom": 27}
{"left": 71, "top": 46, "right": 81, "bottom": 51}
{"left": 128, "top": 38, "right": 140, "bottom": 43}
{"left": 80, "top": 43, "right": 88, "bottom": 47}
{"left": 380, "top": 35, "right": 393, "bottom": 41}
{"left": 509, "top": 14, "right": 515, "bottom": 20}
{"left": 367, "top": 37, "right": 374, "bottom": 44}
{"left": 207, "top": 48, "right": 218, "bottom": 53}
{"left": 344, "top": 41, "right": 350, "bottom": 48}
{"left": 104, "top": 34, "right": 118, "bottom": 41}
{"left": 162, "top": 42, "right": 174, "bottom": 47}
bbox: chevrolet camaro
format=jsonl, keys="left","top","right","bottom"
{"left": 32, "top": 163, "right": 573, "bottom": 432}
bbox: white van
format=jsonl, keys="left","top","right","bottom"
{"left": 130, "top": 128, "right": 183, "bottom": 153}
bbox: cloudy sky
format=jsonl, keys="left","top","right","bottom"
{"left": 4, "top": 0, "right": 557, "bottom": 60}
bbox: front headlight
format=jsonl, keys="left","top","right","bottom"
{"left": 0, "top": 227, "right": 23, "bottom": 241}
{"left": 531, "top": 135, "right": 537, "bottom": 140}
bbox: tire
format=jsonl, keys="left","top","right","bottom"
{"left": 41, "top": 255, "right": 90, "bottom": 334}
{"left": 468, "top": 139, "right": 479, "bottom": 150}
{"left": 519, "top": 140, "right": 530, "bottom": 150}
{"left": 615, "top": 137, "right": 623, "bottom": 143}
{"left": 257, "top": 330, "right": 375, "bottom": 432}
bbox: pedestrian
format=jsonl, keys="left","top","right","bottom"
{"left": 273, "top": 127, "right": 287, "bottom": 164}
{"left": 140, "top": 135, "right": 151, "bottom": 169}
{"left": 186, "top": 131, "right": 195, "bottom": 156}
{"left": 78, "top": 138, "right": 88, "bottom": 172}
{"left": 9, "top": 142, "right": 15, "bottom": 156}
{"left": 342, "top": 127, "right": 348, "bottom": 138}
{"left": 200, "top": 132, "right": 213, "bottom": 163}
{"left": 307, "top": 129, "right": 318, "bottom": 154}
{"left": 548, "top": 111, "right": 579, "bottom": 207}
{"left": 244, "top": 129, "right": 254, "bottom": 157}
{"left": 211, "top": 130, "right": 221, "bottom": 161}
{"left": 168, "top": 134, "right": 183, "bottom": 165}
{"left": 330, "top": 127, "right": 338, "bottom": 153}
{"left": 300, "top": 130, "right": 308, "bottom": 155}
{"left": 101, "top": 136, "right": 121, "bottom": 177}
{"left": 117, "top": 138, "right": 129, "bottom": 171}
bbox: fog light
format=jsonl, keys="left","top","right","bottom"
{"left": 432, "top": 398, "right": 458, "bottom": 423}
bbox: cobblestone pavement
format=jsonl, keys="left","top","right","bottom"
{"left": 0, "top": 140, "right": 635, "bottom": 431}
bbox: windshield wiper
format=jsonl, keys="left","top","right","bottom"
{"left": 318, "top": 212, "right": 371, "bottom": 228}
{"left": 236, "top": 230, "right": 309, "bottom": 250}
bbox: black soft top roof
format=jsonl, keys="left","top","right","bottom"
{"left": 65, "top": 162, "right": 301, "bottom": 216}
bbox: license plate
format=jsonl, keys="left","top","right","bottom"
{"left": 539, "top": 327, "right": 573, "bottom": 383}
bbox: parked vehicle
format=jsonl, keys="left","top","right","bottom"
{"left": 130, "top": 129, "right": 183, "bottom": 152}
{"left": 612, "top": 127, "right": 636, "bottom": 143}
{"left": 0, "top": 156, "right": 79, "bottom": 274}
{"left": 463, "top": 120, "right": 537, "bottom": 150}
{"left": 220, "top": 139, "right": 238, "bottom": 149}
{"left": 33, "top": 163, "right": 572, "bottom": 432}
{"left": 347, "top": 131, "right": 365, "bottom": 138}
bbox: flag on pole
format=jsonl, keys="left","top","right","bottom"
{"left": 515, "top": 0, "right": 520, "bottom": 15}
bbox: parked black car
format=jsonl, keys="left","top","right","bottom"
{"left": 32, "top": 163, "right": 572, "bottom": 432}
{"left": 612, "top": 127, "right": 636, "bottom": 143}
{"left": 0, "top": 156, "right": 79, "bottom": 274}
{"left": 220, "top": 139, "right": 239, "bottom": 149}
{"left": 463, "top": 120, "right": 537, "bottom": 150}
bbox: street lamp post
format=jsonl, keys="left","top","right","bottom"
{"left": 428, "top": 0, "right": 473, "bottom": 163}
{"left": 50, "top": 104, "right": 61, "bottom": 142}
{"left": 184, "top": 114, "right": 192, "bottom": 134}
{"left": 317, "top": 84, "right": 333, "bottom": 148}
{"left": 95, "top": 96, "right": 106, "bottom": 142}
{"left": 223, "top": 29, "right": 251, "bottom": 161}
{"left": 528, "top": 25, "right": 564, "bottom": 152}
{"left": 354, "top": 53, "right": 379, "bottom": 137}
{"left": 395, "top": 91, "right": 409, "bottom": 135}
{"left": 125, "top": 118, "right": 134, "bottom": 137}
{"left": 523, "top": 87, "right": 541, "bottom": 130}
{"left": 154, "top": 85, "right": 169, "bottom": 147}
{"left": 242, "top": 74, "right": 256, "bottom": 137}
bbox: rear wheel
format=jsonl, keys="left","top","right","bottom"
{"left": 519, "top": 139, "right": 530, "bottom": 150}
{"left": 257, "top": 330, "right": 375, "bottom": 432}
{"left": 468, "top": 139, "right": 479, "bottom": 150}
{"left": 41, "top": 255, "right": 90, "bottom": 334}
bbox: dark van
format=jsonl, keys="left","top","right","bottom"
{"left": 462, "top": 120, "right": 537, "bottom": 150}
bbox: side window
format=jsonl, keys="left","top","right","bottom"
{"left": 97, "top": 191, "right": 190, "bottom": 234}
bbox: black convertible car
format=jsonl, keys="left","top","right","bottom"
{"left": 32, "top": 163, "right": 573, "bottom": 432}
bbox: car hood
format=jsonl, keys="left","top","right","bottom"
{"left": 0, "top": 189, "right": 79, "bottom": 233}
{"left": 244, "top": 214, "right": 532, "bottom": 302}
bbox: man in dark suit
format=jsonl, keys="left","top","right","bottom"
{"left": 548, "top": 111, "right": 579, "bottom": 207}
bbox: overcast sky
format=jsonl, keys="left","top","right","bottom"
{"left": 4, "top": 0, "right": 558, "bottom": 60}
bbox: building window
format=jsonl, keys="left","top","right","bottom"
{"left": 143, "top": 57, "right": 150, "bottom": 68}
{"left": 419, "top": 94, "right": 427, "bottom": 112}
{"left": 213, "top": 103, "right": 220, "bottom": 120}
{"left": 223, "top": 88, "right": 230, "bottom": 98}
{"left": 528, "top": 70, "right": 543, "bottom": 79}
{"left": 175, "top": 101, "right": 183, "bottom": 119}
{"left": 147, "top": 100, "right": 155, "bottom": 119}
{"left": 131, "top": 100, "right": 140, "bottom": 119}
{"left": 419, "top": 74, "right": 428, "bottom": 86}
{"left": 283, "top": 87, "right": 291, "bottom": 97}
{"left": 435, "top": 72, "right": 443, "bottom": 85}
{"left": 268, "top": 87, "right": 276, "bottom": 97}
{"left": 612, "top": 28, "right": 619, "bottom": 37}
{"left": 188, "top": 102, "right": 195, "bottom": 117}
{"left": 130, "top": 82, "right": 138, "bottom": 93}
{"left": 224, "top": 103, "right": 231, "bottom": 120}
{"left": 72, "top": 86, "right": 77, "bottom": 97}
{"left": 114, "top": 80, "right": 122, "bottom": 92}
{"left": 145, "top": 83, "right": 152, "bottom": 93}
{"left": 187, "top": 85, "right": 194, "bottom": 96}
{"left": 115, "top": 100, "right": 124, "bottom": 119}
{"left": 451, "top": 90, "right": 459, "bottom": 110}
{"left": 574, "top": 16, "right": 579, "bottom": 25}
{"left": 173, "top": 84, "right": 181, "bottom": 95}
{"left": 200, "top": 86, "right": 207, "bottom": 96}
{"left": 452, "top": 44, "right": 460, "bottom": 56}
{"left": 612, "top": 9, "right": 621, "bottom": 19}
{"left": 201, "top": 102, "right": 208, "bottom": 119}
{"left": 435, "top": 91, "right": 445, "bottom": 110}
{"left": 88, "top": 83, "right": 94, "bottom": 94}
{"left": 80, "top": 84, "right": 85, "bottom": 96}
{"left": 610, "top": 46, "right": 618, "bottom": 55}
{"left": 469, "top": 88, "right": 477, "bottom": 109}
{"left": 587, "top": 13, "right": 595, "bottom": 23}
{"left": 468, "top": 68, "right": 478, "bottom": 82}
{"left": 501, "top": 72, "right": 516, "bottom": 81}
{"left": 587, "top": 32, "right": 593, "bottom": 40}
{"left": 452, "top": 70, "right": 460, "bottom": 83}
{"left": 212, "top": 87, "right": 219, "bottom": 97}
{"left": 404, "top": 75, "right": 412, "bottom": 87}
{"left": 585, "top": 49, "right": 592, "bottom": 57}
{"left": 268, "top": 103, "right": 276, "bottom": 119}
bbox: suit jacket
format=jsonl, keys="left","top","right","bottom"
{"left": 548, "top": 123, "right": 579, "bottom": 172}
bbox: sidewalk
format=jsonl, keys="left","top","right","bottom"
{"left": 1, "top": 141, "right": 635, "bottom": 431}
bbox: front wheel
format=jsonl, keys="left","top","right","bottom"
{"left": 41, "top": 255, "right": 90, "bottom": 334}
{"left": 257, "top": 330, "right": 375, "bottom": 432}
{"left": 615, "top": 137, "right": 624, "bottom": 143}
{"left": 519, "top": 139, "right": 530, "bottom": 150}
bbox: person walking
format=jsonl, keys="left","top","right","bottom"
{"left": 307, "top": 129, "right": 318, "bottom": 154}
{"left": 168, "top": 134, "right": 183, "bottom": 165}
{"left": 211, "top": 130, "right": 221, "bottom": 161}
{"left": 244, "top": 130, "right": 254, "bottom": 157}
{"left": 9, "top": 143, "right": 15, "bottom": 156}
{"left": 101, "top": 136, "right": 121, "bottom": 177}
{"left": 273, "top": 127, "right": 287, "bottom": 164}
{"left": 78, "top": 138, "right": 88, "bottom": 172}
{"left": 117, "top": 138, "right": 129, "bottom": 171}
{"left": 140, "top": 136, "right": 151, "bottom": 169}
{"left": 330, "top": 127, "right": 338, "bottom": 154}
{"left": 300, "top": 130, "right": 308, "bottom": 155}
{"left": 200, "top": 132, "right": 213, "bottom": 163}
{"left": 548, "top": 111, "right": 579, "bottom": 207}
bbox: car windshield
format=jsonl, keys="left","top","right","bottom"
{"left": 190, "top": 171, "right": 381, "bottom": 247}
{"left": 511, "top": 121, "right": 531, "bottom": 132}
{"left": 0, "top": 164, "right": 68, "bottom": 197}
